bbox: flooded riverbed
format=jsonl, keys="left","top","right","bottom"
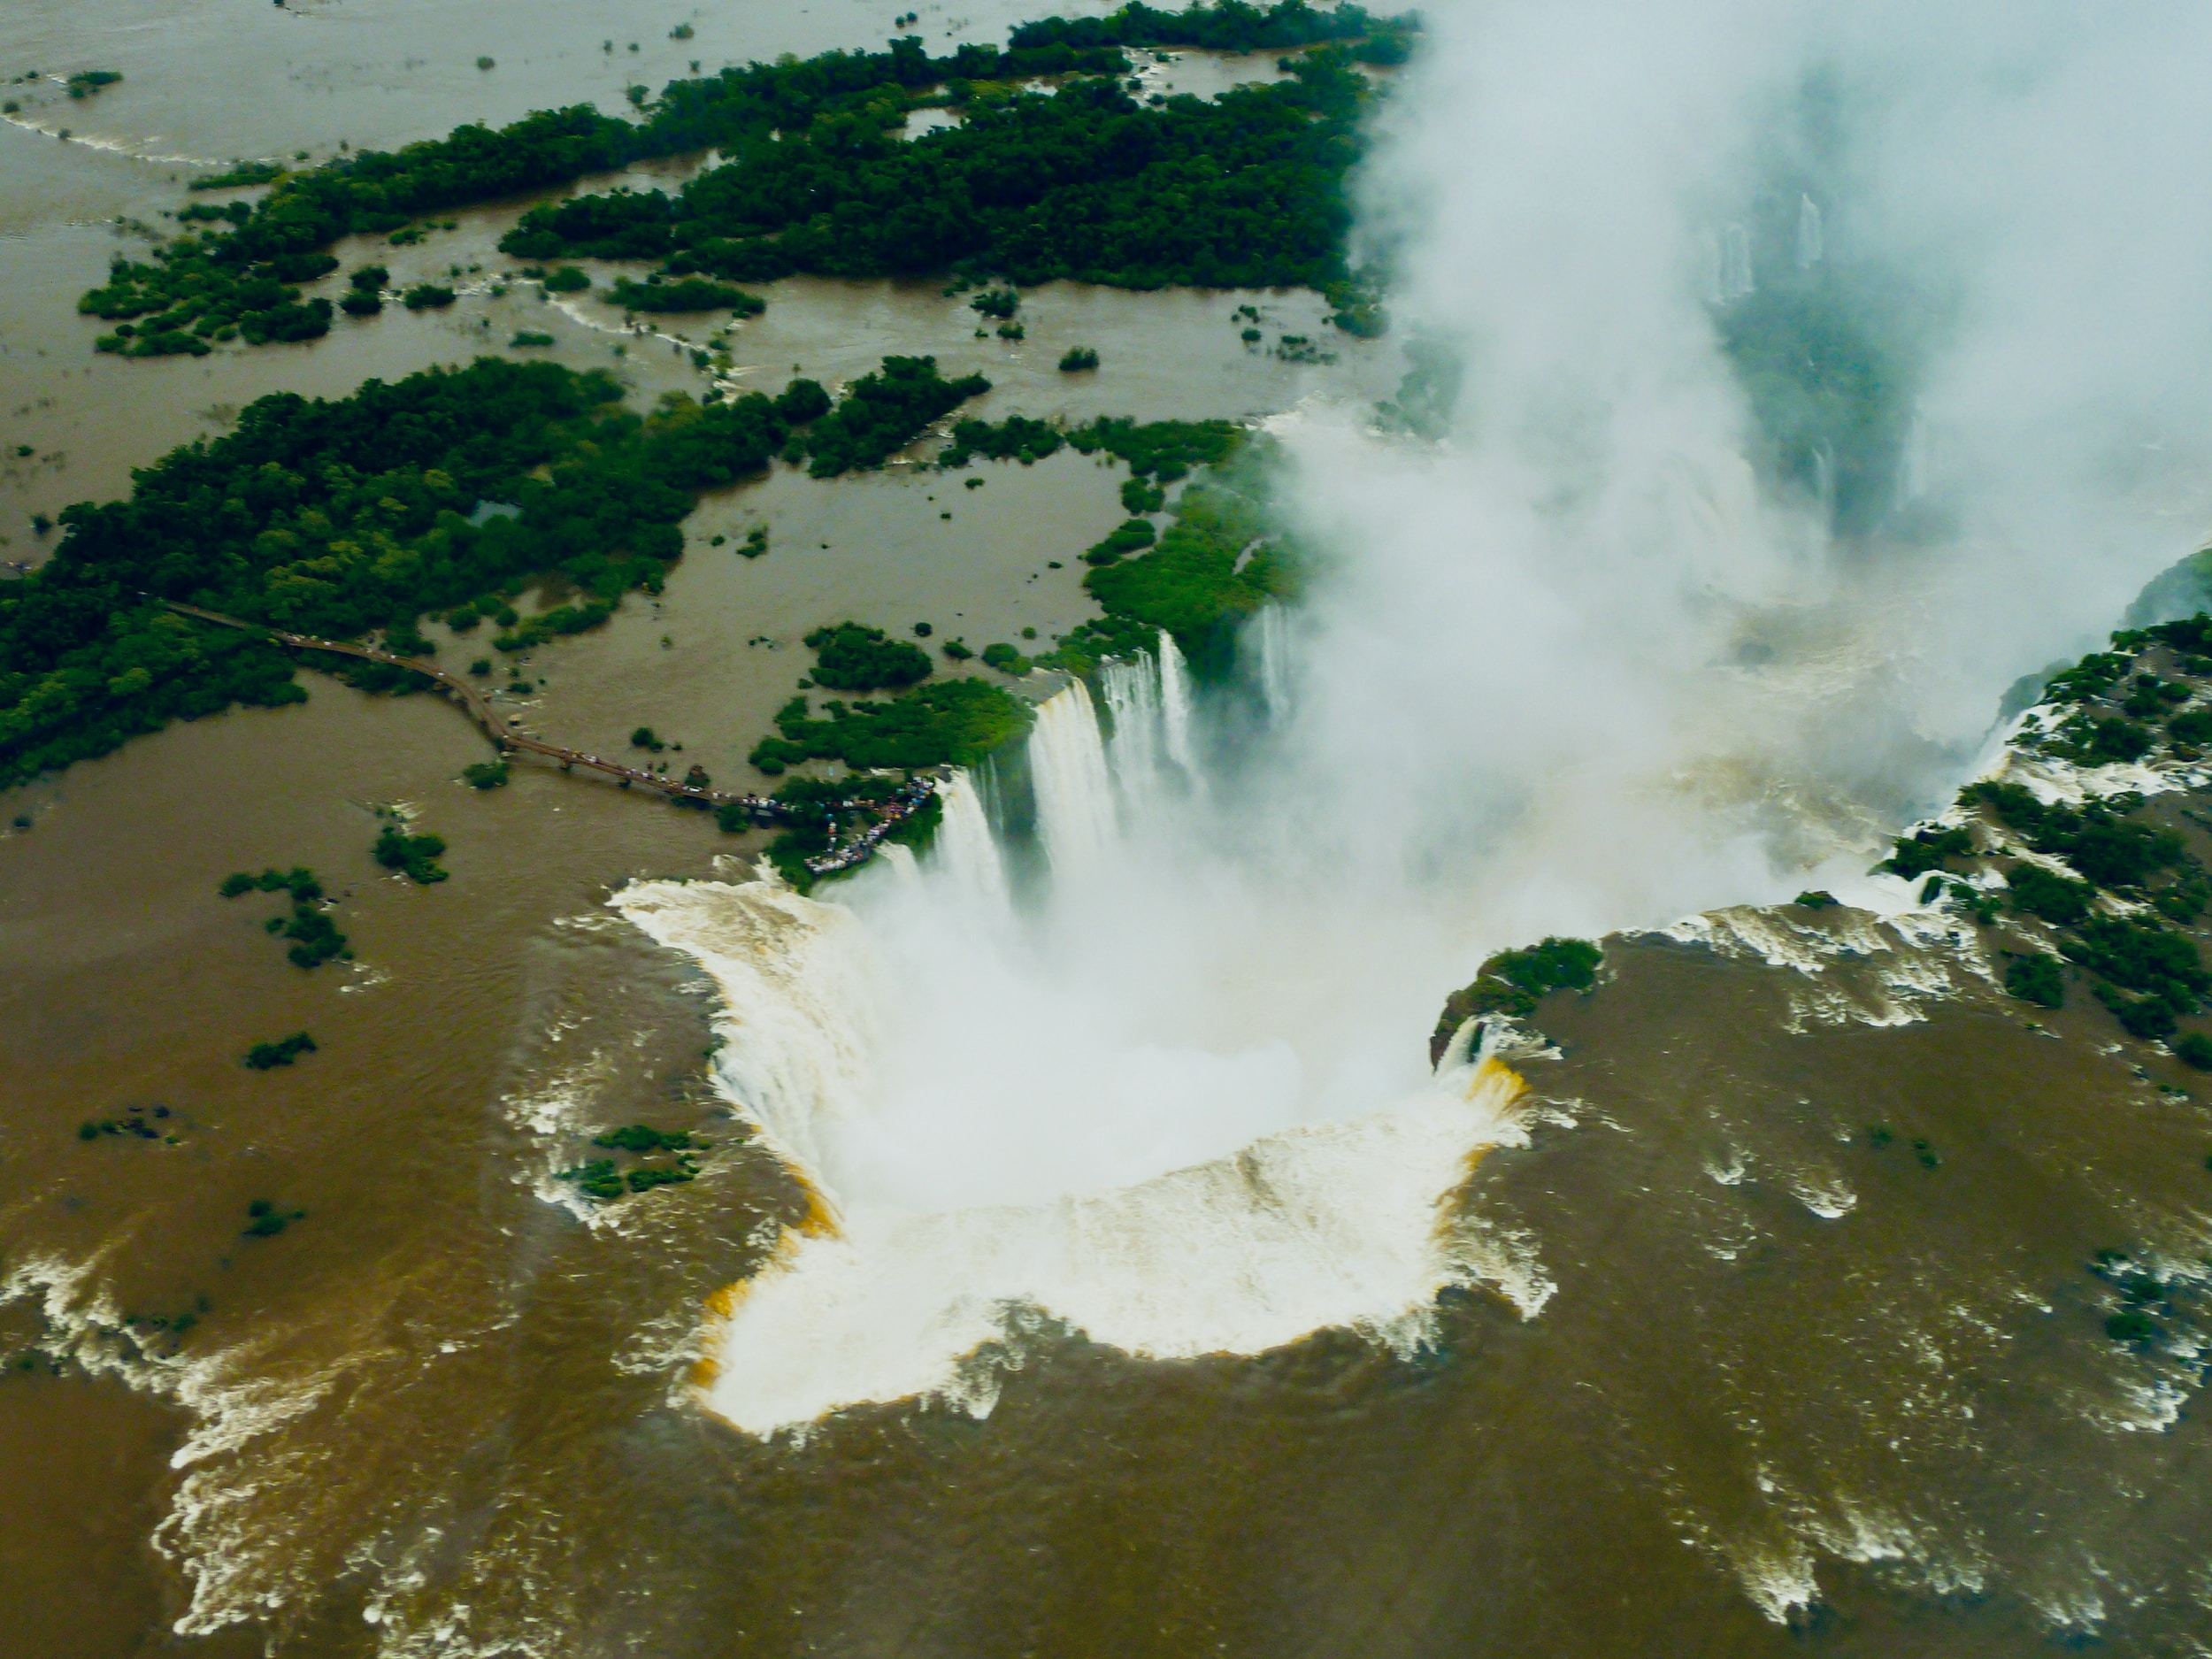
{"left": 5, "top": 1, "right": 2212, "bottom": 1655}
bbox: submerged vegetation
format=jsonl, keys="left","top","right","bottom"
{"left": 242, "top": 1197, "right": 309, "bottom": 1239}
{"left": 219, "top": 865, "right": 351, "bottom": 969}
{"left": 1056, "top": 470, "right": 1291, "bottom": 676}
{"left": 803, "top": 622, "right": 935, "bottom": 691}
{"left": 748, "top": 680, "right": 1029, "bottom": 776}
{"left": 243, "top": 1031, "right": 318, "bottom": 1071}
{"left": 604, "top": 274, "right": 764, "bottom": 316}
{"left": 559, "top": 1124, "right": 709, "bottom": 1202}
{"left": 933, "top": 411, "right": 1279, "bottom": 675}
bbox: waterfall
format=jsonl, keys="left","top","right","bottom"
{"left": 1795, "top": 193, "right": 1824, "bottom": 270}
{"left": 1256, "top": 604, "right": 1292, "bottom": 724}
{"left": 933, "top": 769, "right": 1010, "bottom": 912}
{"left": 879, "top": 842, "right": 920, "bottom": 887}
{"left": 1811, "top": 441, "right": 1836, "bottom": 530}
{"left": 1720, "top": 222, "right": 1755, "bottom": 302}
{"left": 1158, "top": 631, "right": 1199, "bottom": 780}
{"left": 1027, "top": 680, "right": 1118, "bottom": 878}
{"left": 1700, "top": 230, "right": 1724, "bottom": 306}
{"left": 1099, "top": 651, "right": 1165, "bottom": 818}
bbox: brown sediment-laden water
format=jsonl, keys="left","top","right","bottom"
{"left": 7, "top": 2, "right": 2212, "bottom": 1656}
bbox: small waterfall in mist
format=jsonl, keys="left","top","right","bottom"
{"left": 1027, "top": 680, "right": 1118, "bottom": 877}
{"left": 1795, "top": 193, "right": 1824, "bottom": 270}
{"left": 1720, "top": 222, "right": 1755, "bottom": 302}
{"left": 1811, "top": 441, "right": 1836, "bottom": 530}
{"left": 1257, "top": 604, "right": 1293, "bottom": 724}
{"left": 1099, "top": 650, "right": 1166, "bottom": 817}
{"left": 933, "top": 769, "right": 1011, "bottom": 913}
{"left": 1158, "top": 631, "right": 1200, "bottom": 780}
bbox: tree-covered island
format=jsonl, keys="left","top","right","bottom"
{"left": 78, "top": 3, "right": 1414, "bottom": 357}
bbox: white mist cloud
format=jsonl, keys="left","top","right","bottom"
{"left": 1270, "top": 0, "right": 2212, "bottom": 936}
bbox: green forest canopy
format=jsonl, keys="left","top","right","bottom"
{"left": 79, "top": 4, "right": 1411, "bottom": 357}
{"left": 0, "top": 355, "right": 992, "bottom": 787}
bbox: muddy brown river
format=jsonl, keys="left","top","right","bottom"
{"left": 4, "top": 3, "right": 2211, "bottom": 1656}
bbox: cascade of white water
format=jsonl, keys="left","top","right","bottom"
{"left": 1257, "top": 604, "right": 1293, "bottom": 724}
{"left": 1795, "top": 193, "right": 1824, "bottom": 269}
{"left": 1811, "top": 441, "right": 1836, "bottom": 529}
{"left": 1099, "top": 651, "right": 1165, "bottom": 818}
{"left": 933, "top": 768, "right": 1011, "bottom": 912}
{"left": 1720, "top": 222, "right": 1755, "bottom": 302}
{"left": 1700, "top": 229, "right": 1725, "bottom": 306}
{"left": 1157, "top": 631, "right": 1200, "bottom": 779}
{"left": 1027, "top": 680, "right": 1118, "bottom": 877}
{"left": 879, "top": 842, "right": 920, "bottom": 887}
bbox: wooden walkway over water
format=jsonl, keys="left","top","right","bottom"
{"left": 158, "top": 599, "right": 790, "bottom": 822}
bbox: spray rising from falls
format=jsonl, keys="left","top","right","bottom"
{"left": 607, "top": 645, "right": 1559, "bottom": 1437}
{"left": 619, "top": 858, "right": 1537, "bottom": 1436}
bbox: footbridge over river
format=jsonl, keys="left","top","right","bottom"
{"left": 157, "top": 599, "right": 791, "bottom": 822}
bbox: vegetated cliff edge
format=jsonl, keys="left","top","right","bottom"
{"left": 1410, "top": 612, "right": 2212, "bottom": 1646}
{"left": 1439, "top": 610, "right": 2212, "bottom": 1073}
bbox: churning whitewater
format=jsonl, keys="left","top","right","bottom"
{"left": 613, "top": 663, "right": 1545, "bottom": 1437}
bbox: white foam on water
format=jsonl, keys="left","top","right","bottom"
{"left": 612, "top": 873, "right": 1532, "bottom": 1437}
{"left": 0, "top": 1253, "right": 408, "bottom": 1638}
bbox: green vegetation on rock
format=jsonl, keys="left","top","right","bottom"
{"left": 1432, "top": 937, "right": 1602, "bottom": 1057}
{"left": 561, "top": 1122, "right": 708, "bottom": 1201}
{"left": 373, "top": 823, "right": 449, "bottom": 884}
{"left": 1878, "top": 614, "right": 2212, "bottom": 1052}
